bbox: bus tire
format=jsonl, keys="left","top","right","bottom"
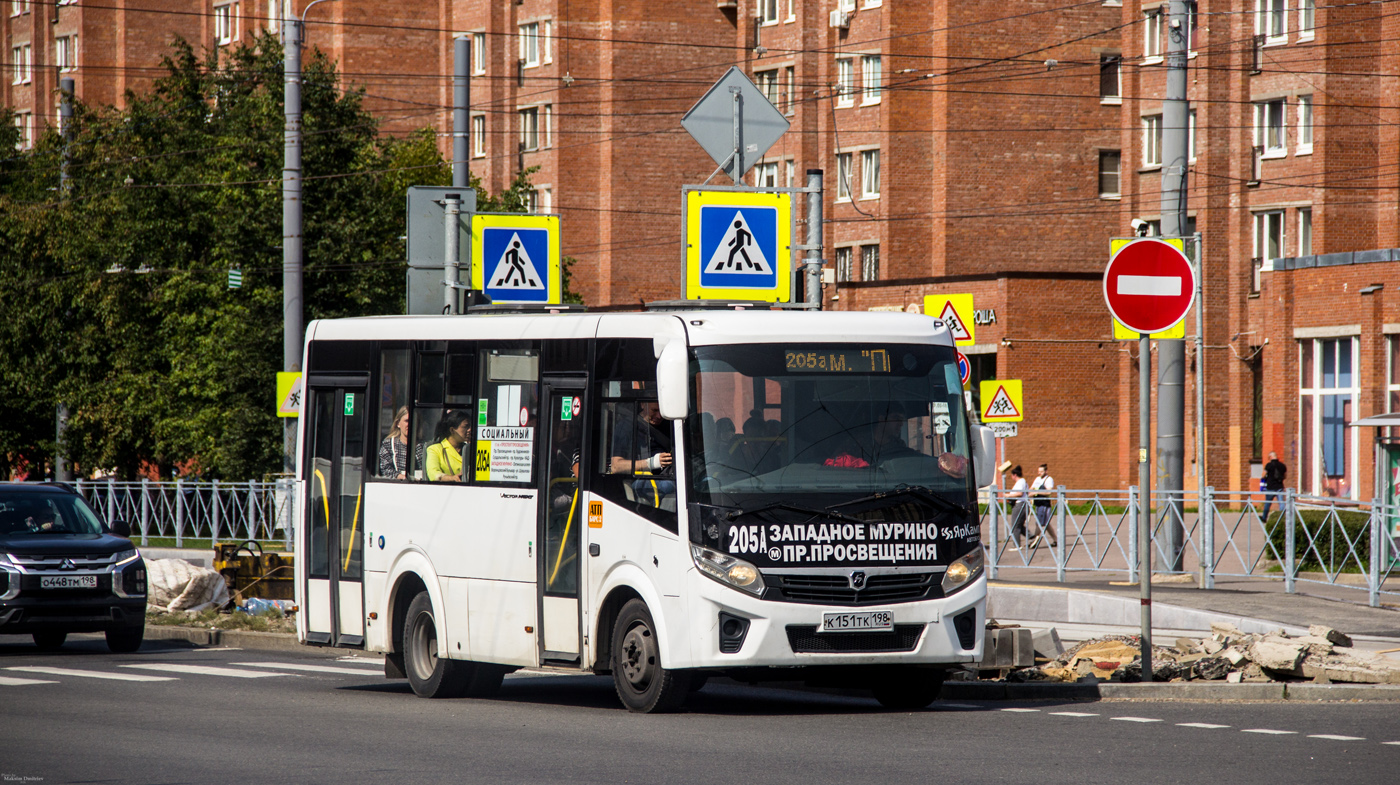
{"left": 871, "top": 667, "right": 945, "bottom": 710}
{"left": 611, "top": 598, "right": 691, "bottom": 713}
{"left": 404, "top": 592, "right": 469, "bottom": 698}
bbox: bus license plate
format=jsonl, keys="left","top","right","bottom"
{"left": 820, "top": 610, "right": 893, "bottom": 633}
{"left": 40, "top": 575, "right": 97, "bottom": 589}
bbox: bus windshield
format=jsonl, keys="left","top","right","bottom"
{"left": 686, "top": 343, "right": 973, "bottom": 521}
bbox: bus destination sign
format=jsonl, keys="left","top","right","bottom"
{"left": 784, "top": 348, "right": 891, "bottom": 373}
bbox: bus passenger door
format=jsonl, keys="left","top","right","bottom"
{"left": 302, "top": 378, "right": 368, "bottom": 648}
{"left": 538, "top": 379, "right": 585, "bottom": 663}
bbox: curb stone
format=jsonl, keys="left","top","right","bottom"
{"left": 144, "top": 625, "right": 302, "bottom": 651}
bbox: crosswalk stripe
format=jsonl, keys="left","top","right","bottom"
{"left": 7, "top": 666, "right": 176, "bottom": 682}
{"left": 1178, "top": 723, "right": 1230, "bottom": 729}
{"left": 1309, "top": 734, "right": 1365, "bottom": 741}
{"left": 1112, "top": 717, "right": 1162, "bottom": 723}
{"left": 233, "top": 662, "right": 383, "bottom": 676}
{"left": 1050, "top": 712, "right": 1099, "bottom": 717}
{"left": 1001, "top": 708, "right": 1040, "bottom": 713}
{"left": 122, "top": 664, "right": 287, "bottom": 679}
{"left": 1242, "top": 729, "right": 1296, "bottom": 735}
{"left": 0, "top": 675, "right": 57, "bottom": 686}
{"left": 335, "top": 657, "right": 382, "bottom": 667}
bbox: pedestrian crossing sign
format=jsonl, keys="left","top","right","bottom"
{"left": 923, "top": 294, "right": 975, "bottom": 346}
{"left": 979, "top": 379, "right": 1024, "bottom": 423}
{"left": 685, "top": 188, "right": 792, "bottom": 302}
{"left": 470, "top": 213, "right": 561, "bottom": 304}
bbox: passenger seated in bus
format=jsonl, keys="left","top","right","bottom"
{"left": 873, "top": 411, "right": 968, "bottom": 479}
{"left": 610, "top": 400, "right": 674, "bottom": 507}
{"left": 426, "top": 410, "right": 472, "bottom": 482}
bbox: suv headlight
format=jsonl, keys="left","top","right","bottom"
{"left": 691, "top": 545, "right": 766, "bottom": 596}
{"left": 941, "top": 547, "right": 985, "bottom": 595}
{"left": 114, "top": 548, "right": 141, "bottom": 567}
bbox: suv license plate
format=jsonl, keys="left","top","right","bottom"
{"left": 40, "top": 575, "right": 97, "bottom": 589}
{"left": 820, "top": 610, "right": 894, "bottom": 633}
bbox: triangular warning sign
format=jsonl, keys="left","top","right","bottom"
{"left": 488, "top": 232, "right": 544, "bottom": 290}
{"left": 939, "top": 301, "right": 972, "bottom": 342}
{"left": 703, "top": 210, "right": 773, "bottom": 275}
{"left": 983, "top": 385, "right": 1021, "bottom": 420}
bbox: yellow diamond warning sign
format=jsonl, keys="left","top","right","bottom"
{"left": 924, "top": 294, "right": 975, "bottom": 346}
{"left": 980, "top": 379, "right": 1023, "bottom": 423}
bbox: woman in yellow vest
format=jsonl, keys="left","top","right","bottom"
{"left": 426, "top": 410, "right": 472, "bottom": 482}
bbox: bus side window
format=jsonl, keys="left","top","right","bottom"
{"left": 375, "top": 348, "right": 412, "bottom": 480}
{"left": 474, "top": 346, "right": 540, "bottom": 485}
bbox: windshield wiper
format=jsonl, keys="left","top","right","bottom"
{"left": 827, "top": 484, "right": 968, "bottom": 516}
{"left": 726, "top": 502, "right": 863, "bottom": 524}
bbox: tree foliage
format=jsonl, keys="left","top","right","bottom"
{"left": 0, "top": 34, "right": 544, "bottom": 480}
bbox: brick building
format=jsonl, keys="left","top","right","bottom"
{"left": 6, "top": 1, "right": 1398, "bottom": 497}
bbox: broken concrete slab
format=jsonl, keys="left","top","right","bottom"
{"left": 1031, "top": 627, "right": 1065, "bottom": 659}
{"left": 1248, "top": 638, "right": 1306, "bottom": 673}
{"left": 1308, "top": 625, "right": 1354, "bottom": 647}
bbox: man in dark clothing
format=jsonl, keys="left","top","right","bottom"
{"left": 1261, "top": 451, "right": 1287, "bottom": 521}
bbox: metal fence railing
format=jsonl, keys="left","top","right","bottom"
{"left": 76, "top": 478, "right": 295, "bottom": 550}
{"left": 983, "top": 486, "right": 1400, "bottom": 608}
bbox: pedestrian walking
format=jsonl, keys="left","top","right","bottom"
{"left": 1007, "top": 466, "right": 1030, "bottom": 546}
{"left": 1260, "top": 451, "right": 1287, "bottom": 522}
{"left": 1029, "top": 463, "right": 1057, "bottom": 547}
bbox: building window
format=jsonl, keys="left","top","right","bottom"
{"left": 1099, "top": 55, "right": 1121, "bottom": 102}
{"left": 56, "top": 35, "right": 77, "bottom": 72}
{"left": 835, "top": 247, "right": 853, "bottom": 283}
{"left": 753, "top": 161, "right": 779, "bottom": 188}
{"left": 542, "top": 20, "right": 552, "bottom": 64}
{"left": 836, "top": 58, "right": 854, "bottom": 107}
{"left": 1188, "top": 109, "right": 1197, "bottom": 161}
{"left": 1298, "top": 207, "right": 1312, "bottom": 256}
{"left": 14, "top": 111, "right": 33, "bottom": 150}
{"left": 1299, "top": 0, "right": 1315, "bottom": 36}
{"left": 1098, "top": 150, "right": 1121, "bottom": 197}
{"left": 1257, "top": 0, "right": 1287, "bottom": 42}
{"left": 836, "top": 152, "right": 852, "bottom": 200}
{"left": 1254, "top": 99, "right": 1286, "bottom": 155}
{"left": 528, "top": 189, "right": 552, "bottom": 214}
{"left": 1297, "top": 95, "right": 1313, "bottom": 151}
{"left": 1300, "top": 337, "right": 1358, "bottom": 498}
{"left": 784, "top": 66, "right": 796, "bottom": 114}
{"left": 1388, "top": 336, "right": 1400, "bottom": 438}
{"left": 760, "top": 0, "right": 779, "bottom": 24}
{"left": 266, "top": 0, "right": 278, "bottom": 34}
{"left": 1186, "top": 1, "right": 1199, "bottom": 51}
{"left": 471, "top": 115, "right": 485, "bottom": 157}
{"left": 1254, "top": 210, "right": 1285, "bottom": 264}
{"left": 214, "top": 3, "right": 238, "bottom": 46}
{"left": 755, "top": 69, "right": 780, "bottom": 107}
{"left": 11, "top": 44, "right": 31, "bottom": 84}
{"left": 520, "top": 107, "right": 540, "bottom": 151}
{"left": 472, "top": 33, "right": 486, "bottom": 75}
{"left": 861, "top": 55, "right": 881, "bottom": 105}
{"left": 860, "top": 150, "right": 880, "bottom": 198}
{"left": 860, "top": 245, "right": 880, "bottom": 282}
{"left": 785, "top": 160, "right": 795, "bottom": 188}
{"left": 1143, "top": 10, "right": 1163, "bottom": 59}
{"left": 10, "top": 0, "right": 27, "bottom": 15}
{"left": 519, "top": 22, "right": 540, "bottom": 67}
{"left": 1142, "top": 114, "right": 1163, "bottom": 167}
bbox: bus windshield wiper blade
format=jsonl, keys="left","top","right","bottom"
{"left": 726, "top": 502, "right": 863, "bottom": 524}
{"left": 827, "top": 485, "right": 967, "bottom": 516}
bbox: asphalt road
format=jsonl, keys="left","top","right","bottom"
{"left": 2, "top": 634, "right": 1398, "bottom": 785}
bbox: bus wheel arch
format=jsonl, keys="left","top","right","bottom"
{"left": 593, "top": 586, "right": 643, "bottom": 675}
{"left": 609, "top": 597, "right": 692, "bottom": 713}
{"left": 386, "top": 571, "right": 428, "bottom": 678}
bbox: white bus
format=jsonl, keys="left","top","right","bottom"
{"left": 294, "top": 307, "right": 995, "bottom": 712}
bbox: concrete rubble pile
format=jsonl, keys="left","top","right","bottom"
{"left": 1025, "top": 623, "right": 1400, "bottom": 685}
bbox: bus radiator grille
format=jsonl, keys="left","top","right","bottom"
{"left": 767, "top": 572, "right": 940, "bottom": 606}
{"left": 784, "top": 624, "right": 926, "bottom": 654}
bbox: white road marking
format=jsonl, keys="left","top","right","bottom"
{"left": 1001, "top": 708, "right": 1040, "bottom": 713}
{"left": 335, "top": 657, "right": 381, "bottom": 667}
{"left": 1118, "top": 275, "right": 1182, "bottom": 297}
{"left": 1242, "top": 729, "right": 1297, "bottom": 735}
{"left": 1382, "top": 741, "right": 1400, "bottom": 746}
{"left": 1309, "top": 735, "right": 1365, "bottom": 742}
{"left": 1177, "top": 723, "right": 1230, "bottom": 729}
{"left": 938, "top": 703, "right": 983, "bottom": 709}
{"left": 7, "top": 666, "right": 175, "bottom": 682}
{"left": 1050, "top": 712, "right": 1099, "bottom": 717}
{"left": 122, "top": 663, "right": 287, "bottom": 679}
{"left": 0, "top": 675, "right": 57, "bottom": 686}
{"left": 233, "top": 661, "right": 382, "bottom": 676}
{"left": 1111, "top": 717, "right": 1162, "bottom": 723}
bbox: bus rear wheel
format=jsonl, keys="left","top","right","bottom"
{"left": 871, "top": 667, "right": 945, "bottom": 710}
{"left": 611, "top": 599, "right": 691, "bottom": 713}
{"left": 404, "top": 592, "right": 469, "bottom": 698}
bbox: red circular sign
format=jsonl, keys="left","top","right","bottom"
{"left": 1103, "top": 239, "right": 1196, "bottom": 335}
{"left": 955, "top": 350, "right": 971, "bottom": 386}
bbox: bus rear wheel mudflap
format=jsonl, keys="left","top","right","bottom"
{"left": 610, "top": 598, "right": 692, "bottom": 713}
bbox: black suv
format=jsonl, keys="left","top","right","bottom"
{"left": 0, "top": 483, "right": 147, "bottom": 652}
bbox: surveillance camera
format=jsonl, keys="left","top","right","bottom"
{"left": 1130, "top": 218, "right": 1146, "bottom": 230}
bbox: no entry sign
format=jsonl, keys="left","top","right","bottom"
{"left": 1103, "top": 238, "right": 1195, "bottom": 335}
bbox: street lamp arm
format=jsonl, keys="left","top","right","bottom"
{"left": 301, "top": 0, "right": 341, "bottom": 27}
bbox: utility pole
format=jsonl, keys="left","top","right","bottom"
{"left": 1158, "top": 0, "right": 1191, "bottom": 572}
{"left": 804, "top": 170, "right": 823, "bottom": 310}
{"left": 282, "top": 14, "right": 304, "bottom": 473}
{"left": 55, "top": 78, "right": 75, "bottom": 482}
{"left": 441, "top": 36, "right": 470, "bottom": 315}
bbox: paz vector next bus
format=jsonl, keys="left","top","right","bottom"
{"left": 293, "top": 308, "right": 996, "bottom": 712}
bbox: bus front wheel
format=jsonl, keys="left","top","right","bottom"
{"left": 871, "top": 666, "right": 945, "bottom": 710}
{"left": 404, "top": 592, "right": 469, "bottom": 698}
{"left": 611, "top": 599, "right": 691, "bottom": 713}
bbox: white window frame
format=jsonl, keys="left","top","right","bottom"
{"left": 753, "top": 161, "right": 779, "bottom": 188}
{"left": 863, "top": 0, "right": 883, "bottom": 9}
{"left": 835, "top": 246, "right": 854, "bottom": 283}
{"left": 10, "top": 0, "right": 27, "bottom": 16}
{"left": 16, "top": 44, "right": 32, "bottom": 84}
{"left": 1297, "top": 95, "right": 1313, "bottom": 153}
{"left": 860, "top": 244, "right": 880, "bottom": 282}
{"left": 520, "top": 106, "right": 540, "bottom": 151}
{"left": 837, "top": 0, "right": 856, "bottom": 12}
{"left": 785, "top": 0, "right": 796, "bottom": 23}
{"left": 214, "top": 3, "right": 239, "bottom": 47}
{"left": 860, "top": 149, "right": 880, "bottom": 199}
{"left": 1253, "top": 210, "right": 1285, "bottom": 264}
{"left": 835, "top": 152, "right": 852, "bottom": 201}
{"left": 1098, "top": 150, "right": 1122, "bottom": 198}
{"left": 1298, "top": 0, "right": 1315, "bottom": 39}
{"left": 14, "top": 111, "right": 33, "bottom": 150}
{"left": 471, "top": 114, "right": 485, "bottom": 158}
{"left": 56, "top": 35, "right": 77, "bottom": 73}
{"left": 519, "top": 22, "right": 540, "bottom": 68}
{"left": 267, "top": 0, "right": 278, "bottom": 34}
{"left": 1100, "top": 54, "right": 1121, "bottom": 104}
{"left": 1142, "top": 114, "right": 1163, "bottom": 168}
{"left": 760, "top": 0, "right": 779, "bottom": 25}
{"left": 861, "top": 55, "right": 881, "bottom": 105}
{"left": 785, "top": 159, "right": 795, "bottom": 188}
{"left": 1143, "top": 10, "right": 1164, "bottom": 61}
{"left": 10, "top": 46, "right": 23, "bottom": 85}
{"left": 755, "top": 69, "right": 780, "bottom": 107}
{"left": 1297, "top": 207, "right": 1312, "bottom": 257}
{"left": 472, "top": 33, "right": 486, "bottom": 75}
{"left": 1254, "top": 99, "right": 1287, "bottom": 157}
{"left": 836, "top": 58, "right": 854, "bottom": 107}
{"left": 1299, "top": 337, "right": 1360, "bottom": 499}
{"left": 1188, "top": 108, "right": 1197, "bottom": 162}
{"left": 542, "top": 20, "right": 552, "bottom": 64}
{"left": 1256, "top": 0, "right": 1288, "bottom": 44}
{"left": 783, "top": 66, "right": 796, "bottom": 115}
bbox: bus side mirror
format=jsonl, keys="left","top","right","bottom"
{"left": 656, "top": 341, "right": 689, "bottom": 420}
{"left": 972, "top": 425, "right": 996, "bottom": 488}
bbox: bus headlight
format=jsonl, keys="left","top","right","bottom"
{"left": 941, "top": 547, "right": 985, "bottom": 595}
{"left": 691, "top": 545, "right": 766, "bottom": 596}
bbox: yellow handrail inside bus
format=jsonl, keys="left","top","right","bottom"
{"left": 314, "top": 469, "right": 331, "bottom": 533}
{"left": 548, "top": 486, "right": 579, "bottom": 589}
{"left": 343, "top": 484, "right": 363, "bottom": 574}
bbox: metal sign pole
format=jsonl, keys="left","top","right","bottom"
{"left": 729, "top": 87, "right": 743, "bottom": 185}
{"left": 1139, "top": 333, "right": 1154, "bottom": 681}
